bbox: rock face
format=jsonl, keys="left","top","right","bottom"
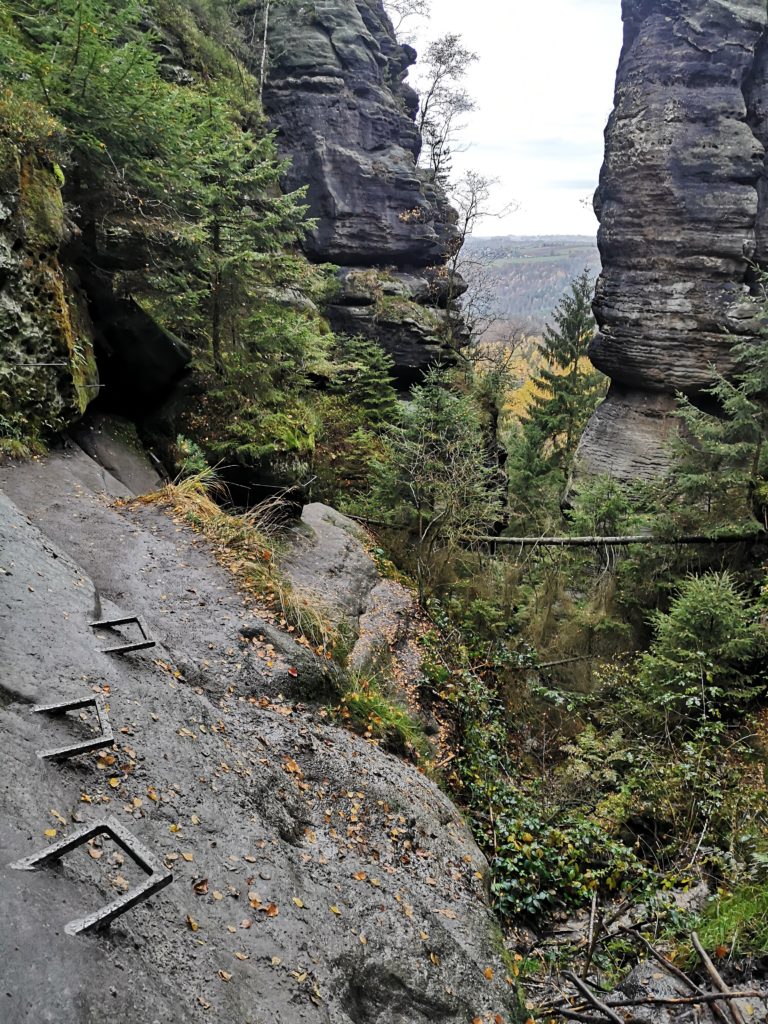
{"left": 0, "top": 453, "right": 521, "bottom": 1024}
{"left": 578, "top": 0, "right": 768, "bottom": 480}
{"left": 261, "top": 0, "right": 454, "bottom": 268}
{"left": 260, "top": 0, "right": 460, "bottom": 377}
{"left": 0, "top": 140, "right": 99, "bottom": 444}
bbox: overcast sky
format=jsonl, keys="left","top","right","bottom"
{"left": 408, "top": 0, "right": 623, "bottom": 237}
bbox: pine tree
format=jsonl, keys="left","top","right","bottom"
{"left": 522, "top": 269, "right": 605, "bottom": 477}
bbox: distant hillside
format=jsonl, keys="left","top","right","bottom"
{"left": 462, "top": 234, "right": 601, "bottom": 339}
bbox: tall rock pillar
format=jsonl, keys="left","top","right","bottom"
{"left": 577, "top": 0, "right": 768, "bottom": 480}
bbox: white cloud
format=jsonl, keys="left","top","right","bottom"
{"left": 408, "top": 0, "right": 623, "bottom": 236}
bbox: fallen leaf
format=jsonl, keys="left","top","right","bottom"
{"left": 186, "top": 915, "right": 199, "bottom": 932}
{"left": 193, "top": 878, "right": 209, "bottom": 895}
{"left": 113, "top": 874, "right": 130, "bottom": 892}
{"left": 483, "top": 967, "right": 494, "bottom": 981}
{"left": 212, "top": 890, "right": 224, "bottom": 901}
{"left": 191, "top": 814, "right": 201, "bottom": 825}
{"left": 226, "top": 926, "right": 236, "bottom": 934}
{"left": 234, "top": 952, "right": 249, "bottom": 961}
{"left": 240, "top": 919, "right": 252, "bottom": 929}
{"left": 108, "top": 777, "right": 121, "bottom": 789}
{"left": 218, "top": 971, "right": 232, "bottom": 983}
{"left": 44, "top": 829, "right": 57, "bottom": 838}
{"left": 88, "top": 847, "right": 103, "bottom": 860}
{"left": 196, "top": 995, "right": 210, "bottom": 1010}
{"left": 436, "top": 908, "right": 457, "bottom": 920}
{"left": 271, "top": 956, "right": 282, "bottom": 967}
{"left": 287, "top": 667, "right": 298, "bottom": 678}
{"left": 359, "top": 934, "right": 367, "bottom": 945}
{"left": 292, "top": 897, "right": 305, "bottom": 908}
{"left": 329, "top": 905, "right": 341, "bottom": 915}
{"left": 352, "top": 871, "right": 367, "bottom": 881}
{"left": 264, "top": 903, "right": 279, "bottom": 917}
{"left": 147, "top": 786, "right": 159, "bottom": 802}
{"left": 181, "top": 852, "right": 194, "bottom": 862}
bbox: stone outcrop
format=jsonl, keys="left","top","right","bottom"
{"left": 578, "top": 0, "right": 768, "bottom": 480}
{"left": 0, "top": 140, "right": 99, "bottom": 445}
{"left": 0, "top": 452, "right": 521, "bottom": 1024}
{"left": 259, "top": 0, "right": 459, "bottom": 377}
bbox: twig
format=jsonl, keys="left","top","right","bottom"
{"left": 581, "top": 892, "right": 600, "bottom": 980}
{"left": 623, "top": 929, "right": 729, "bottom": 1024}
{"left": 562, "top": 971, "right": 625, "bottom": 1024}
{"left": 691, "top": 932, "right": 747, "bottom": 1024}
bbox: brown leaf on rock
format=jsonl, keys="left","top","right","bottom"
{"left": 193, "top": 878, "right": 209, "bottom": 895}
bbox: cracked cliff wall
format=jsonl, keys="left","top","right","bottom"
{"left": 259, "top": 0, "right": 460, "bottom": 381}
{"left": 577, "top": 0, "right": 768, "bottom": 480}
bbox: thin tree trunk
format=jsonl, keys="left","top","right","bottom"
{"left": 259, "top": 0, "right": 271, "bottom": 102}
{"left": 211, "top": 218, "right": 224, "bottom": 376}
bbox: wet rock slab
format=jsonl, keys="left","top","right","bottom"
{"left": 0, "top": 455, "right": 519, "bottom": 1024}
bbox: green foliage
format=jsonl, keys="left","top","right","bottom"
{"left": 419, "top": 625, "right": 646, "bottom": 918}
{"left": 662, "top": 329, "right": 768, "bottom": 533}
{"left": 518, "top": 269, "right": 606, "bottom": 477}
{"left": 361, "top": 368, "right": 504, "bottom": 601}
{"left": 637, "top": 571, "right": 767, "bottom": 736}
{"left": 174, "top": 434, "right": 211, "bottom": 481}
{"left": 691, "top": 882, "right": 768, "bottom": 958}
{"left": 333, "top": 669, "right": 433, "bottom": 762}
{"left": 328, "top": 335, "right": 398, "bottom": 424}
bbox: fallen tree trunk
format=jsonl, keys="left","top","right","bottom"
{"left": 468, "top": 532, "right": 765, "bottom": 548}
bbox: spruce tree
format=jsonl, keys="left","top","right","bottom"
{"left": 522, "top": 269, "right": 605, "bottom": 477}
{"left": 329, "top": 336, "right": 399, "bottom": 425}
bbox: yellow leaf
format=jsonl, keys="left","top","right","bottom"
{"left": 147, "top": 787, "right": 159, "bottom": 802}
{"left": 80, "top": 793, "right": 92, "bottom": 803}
{"left": 181, "top": 852, "right": 194, "bottom": 862}
{"left": 329, "top": 905, "right": 341, "bottom": 915}
{"left": 292, "top": 897, "right": 305, "bottom": 908}
{"left": 352, "top": 871, "right": 367, "bottom": 881}
{"left": 108, "top": 777, "right": 120, "bottom": 789}
{"left": 483, "top": 967, "right": 494, "bottom": 980}
{"left": 234, "top": 952, "right": 249, "bottom": 961}
{"left": 44, "top": 829, "right": 57, "bottom": 838}
{"left": 186, "top": 915, "right": 199, "bottom": 932}
{"left": 212, "top": 890, "right": 224, "bottom": 901}
{"left": 191, "top": 814, "right": 201, "bottom": 825}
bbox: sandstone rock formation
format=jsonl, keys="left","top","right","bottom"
{"left": 578, "top": 0, "right": 768, "bottom": 480}
{"left": 0, "top": 451, "right": 520, "bottom": 1024}
{"left": 260, "top": 0, "right": 459, "bottom": 377}
{"left": 0, "top": 140, "right": 99, "bottom": 443}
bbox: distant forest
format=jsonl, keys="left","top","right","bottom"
{"left": 463, "top": 235, "right": 601, "bottom": 341}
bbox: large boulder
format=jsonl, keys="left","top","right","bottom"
{"left": 0, "top": 458, "right": 522, "bottom": 1024}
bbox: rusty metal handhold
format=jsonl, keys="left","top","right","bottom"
{"left": 32, "top": 695, "right": 114, "bottom": 762}
{"left": 89, "top": 615, "right": 156, "bottom": 655}
{"left": 10, "top": 815, "right": 173, "bottom": 935}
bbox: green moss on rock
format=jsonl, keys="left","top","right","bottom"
{"left": 0, "top": 140, "right": 98, "bottom": 442}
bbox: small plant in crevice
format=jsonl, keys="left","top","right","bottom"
{"left": 331, "top": 667, "right": 434, "bottom": 765}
